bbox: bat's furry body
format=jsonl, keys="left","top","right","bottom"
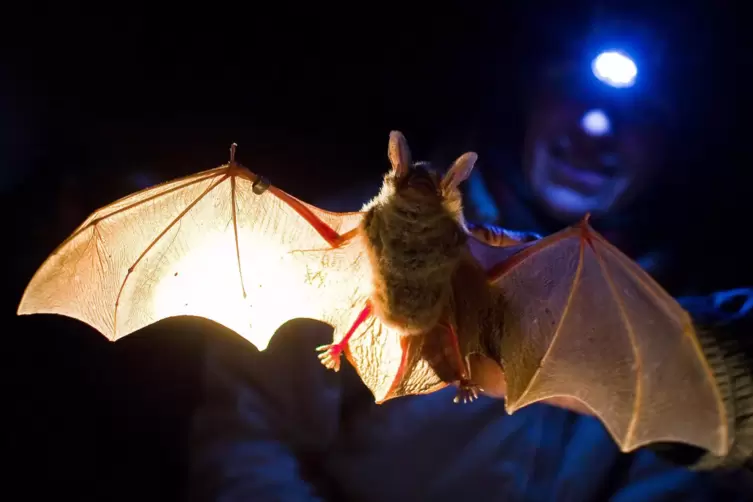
{"left": 360, "top": 164, "right": 467, "bottom": 335}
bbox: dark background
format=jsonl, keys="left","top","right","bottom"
{"left": 2, "top": 2, "right": 750, "bottom": 501}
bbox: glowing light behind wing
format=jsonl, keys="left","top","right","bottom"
{"left": 18, "top": 165, "right": 369, "bottom": 352}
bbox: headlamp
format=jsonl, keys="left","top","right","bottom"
{"left": 591, "top": 50, "right": 638, "bottom": 88}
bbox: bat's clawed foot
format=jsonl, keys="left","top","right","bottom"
{"left": 453, "top": 380, "right": 483, "bottom": 404}
{"left": 316, "top": 343, "right": 344, "bottom": 372}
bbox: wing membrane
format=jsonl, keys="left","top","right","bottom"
{"left": 479, "top": 220, "right": 728, "bottom": 455}
{"left": 345, "top": 316, "right": 448, "bottom": 403}
{"left": 18, "top": 164, "right": 368, "bottom": 352}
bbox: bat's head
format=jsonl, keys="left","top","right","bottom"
{"left": 373, "top": 131, "right": 478, "bottom": 223}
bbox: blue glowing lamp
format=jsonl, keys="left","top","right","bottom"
{"left": 591, "top": 50, "right": 638, "bottom": 88}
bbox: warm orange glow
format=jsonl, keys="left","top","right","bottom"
{"left": 151, "top": 227, "right": 311, "bottom": 350}
{"left": 17, "top": 164, "right": 369, "bottom": 350}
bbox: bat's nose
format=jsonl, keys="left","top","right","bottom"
{"left": 404, "top": 170, "right": 438, "bottom": 195}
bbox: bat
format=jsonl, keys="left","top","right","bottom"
{"left": 17, "top": 132, "right": 731, "bottom": 458}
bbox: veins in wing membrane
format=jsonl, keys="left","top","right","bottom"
{"left": 111, "top": 174, "right": 231, "bottom": 337}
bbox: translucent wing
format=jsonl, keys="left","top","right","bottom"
{"left": 474, "top": 217, "right": 729, "bottom": 456}
{"left": 17, "top": 163, "right": 371, "bottom": 352}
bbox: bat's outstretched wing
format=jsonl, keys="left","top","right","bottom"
{"left": 470, "top": 216, "right": 731, "bottom": 457}
{"left": 17, "top": 161, "right": 374, "bottom": 352}
{"left": 17, "top": 154, "right": 454, "bottom": 400}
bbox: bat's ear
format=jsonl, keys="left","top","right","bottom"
{"left": 441, "top": 152, "right": 478, "bottom": 190}
{"left": 388, "top": 130, "right": 412, "bottom": 177}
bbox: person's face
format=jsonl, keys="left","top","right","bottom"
{"left": 522, "top": 91, "right": 665, "bottom": 223}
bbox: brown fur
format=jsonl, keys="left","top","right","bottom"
{"left": 358, "top": 132, "right": 480, "bottom": 338}
{"left": 360, "top": 165, "right": 463, "bottom": 334}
